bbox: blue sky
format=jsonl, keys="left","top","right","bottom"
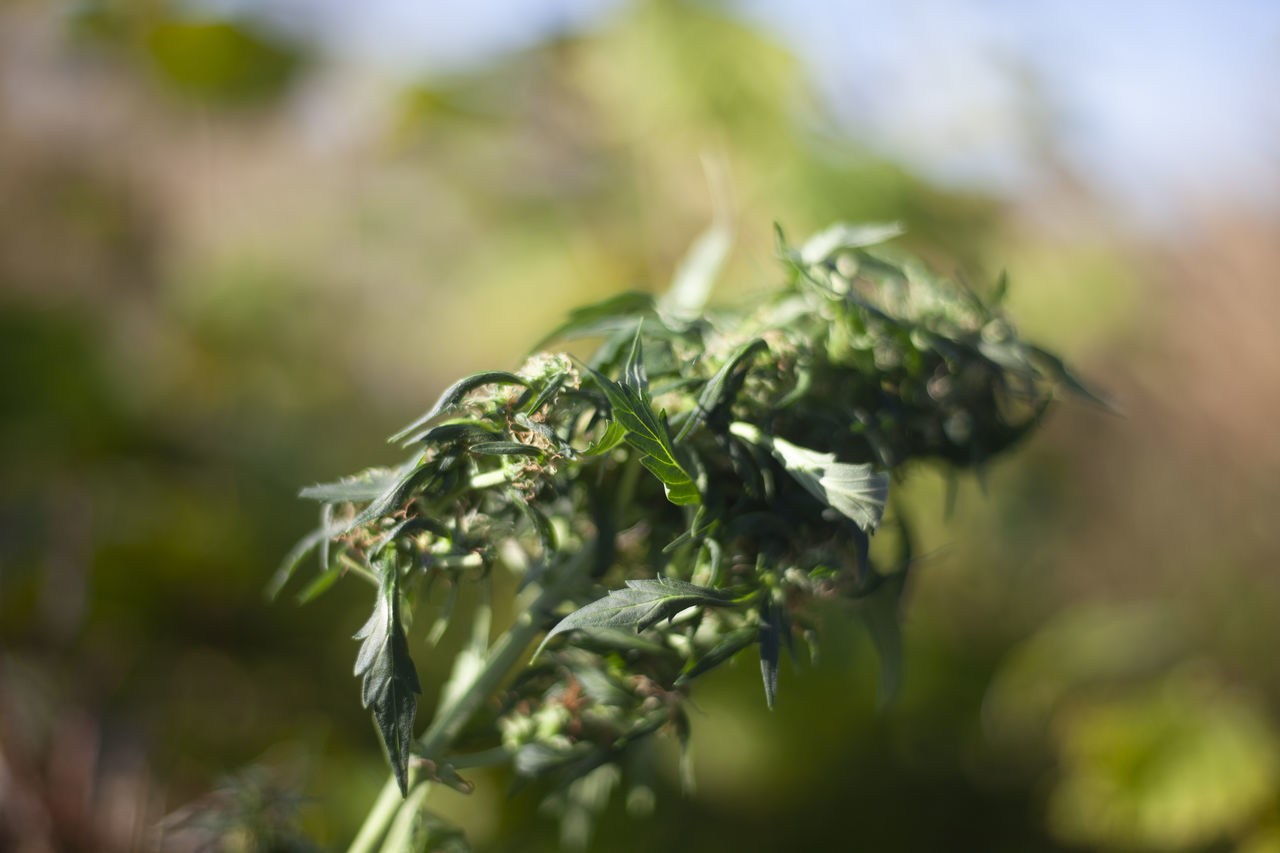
{"left": 205, "top": 0, "right": 1280, "bottom": 223}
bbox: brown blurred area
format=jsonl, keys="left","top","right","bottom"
{"left": 3, "top": 1, "right": 1280, "bottom": 850}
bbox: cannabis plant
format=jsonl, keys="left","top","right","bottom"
{"left": 275, "top": 222, "right": 1098, "bottom": 852}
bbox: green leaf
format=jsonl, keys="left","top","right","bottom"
{"left": 520, "top": 372, "right": 568, "bottom": 416}
{"left": 470, "top": 441, "right": 544, "bottom": 458}
{"left": 758, "top": 599, "right": 783, "bottom": 709}
{"left": 799, "top": 221, "right": 904, "bottom": 265}
{"left": 375, "top": 516, "right": 452, "bottom": 556}
{"left": 675, "top": 626, "right": 756, "bottom": 686}
{"left": 588, "top": 331, "right": 701, "bottom": 506}
{"left": 344, "top": 459, "right": 441, "bottom": 532}
{"left": 535, "top": 291, "right": 656, "bottom": 349}
{"left": 266, "top": 522, "right": 334, "bottom": 600}
{"left": 580, "top": 418, "right": 627, "bottom": 457}
{"left": 416, "top": 421, "right": 502, "bottom": 445}
{"left": 659, "top": 213, "right": 733, "bottom": 323}
{"left": 1026, "top": 344, "right": 1120, "bottom": 414}
{"left": 298, "top": 465, "right": 407, "bottom": 502}
{"left": 730, "top": 422, "right": 888, "bottom": 532}
{"left": 858, "top": 568, "right": 908, "bottom": 709}
{"left": 294, "top": 564, "right": 343, "bottom": 604}
{"left": 536, "top": 578, "right": 732, "bottom": 658}
{"left": 353, "top": 556, "right": 422, "bottom": 796}
{"left": 389, "top": 371, "right": 527, "bottom": 444}
{"left": 675, "top": 338, "right": 767, "bottom": 442}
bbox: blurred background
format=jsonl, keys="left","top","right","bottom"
{"left": 2, "top": 0, "right": 1279, "bottom": 850}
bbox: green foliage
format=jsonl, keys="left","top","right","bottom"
{"left": 586, "top": 332, "right": 702, "bottom": 506}
{"left": 537, "top": 578, "right": 733, "bottom": 657}
{"left": 282, "top": 221, "right": 1090, "bottom": 850}
{"left": 144, "top": 19, "right": 303, "bottom": 104}
{"left": 353, "top": 555, "right": 422, "bottom": 796}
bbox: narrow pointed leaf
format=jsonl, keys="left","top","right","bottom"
{"left": 758, "top": 599, "right": 782, "bottom": 709}
{"left": 389, "top": 371, "right": 526, "bottom": 444}
{"left": 416, "top": 421, "right": 502, "bottom": 445}
{"left": 1026, "top": 344, "right": 1121, "bottom": 414}
{"left": 859, "top": 568, "right": 909, "bottom": 709}
{"left": 470, "top": 441, "right": 544, "bottom": 458}
{"left": 675, "top": 626, "right": 757, "bottom": 686}
{"left": 294, "top": 564, "right": 343, "bottom": 604}
{"left": 675, "top": 338, "right": 767, "bottom": 441}
{"left": 535, "top": 578, "right": 731, "bottom": 658}
{"left": 267, "top": 524, "right": 330, "bottom": 600}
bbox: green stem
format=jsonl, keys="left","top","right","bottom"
{"left": 338, "top": 554, "right": 381, "bottom": 588}
{"left": 347, "top": 557, "right": 583, "bottom": 853}
{"left": 377, "top": 781, "right": 432, "bottom": 853}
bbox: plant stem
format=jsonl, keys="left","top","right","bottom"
{"left": 346, "top": 557, "right": 583, "bottom": 853}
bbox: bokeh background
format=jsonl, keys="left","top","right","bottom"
{"left": 3, "top": 0, "right": 1280, "bottom": 850}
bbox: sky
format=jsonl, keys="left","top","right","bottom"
{"left": 200, "top": 0, "right": 1280, "bottom": 225}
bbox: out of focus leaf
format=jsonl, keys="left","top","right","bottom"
{"left": 660, "top": 214, "right": 733, "bottom": 323}
{"left": 799, "top": 221, "right": 904, "bottom": 265}
{"left": 535, "top": 292, "right": 656, "bottom": 349}
{"left": 267, "top": 524, "right": 330, "bottom": 601}
{"left": 758, "top": 599, "right": 782, "bottom": 709}
{"left": 985, "top": 605, "right": 1186, "bottom": 741}
{"left": 857, "top": 568, "right": 908, "bottom": 709}
{"left": 1047, "top": 674, "right": 1279, "bottom": 851}
{"left": 144, "top": 20, "right": 302, "bottom": 104}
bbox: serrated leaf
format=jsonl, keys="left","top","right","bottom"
{"left": 730, "top": 422, "right": 888, "bottom": 532}
{"left": 675, "top": 626, "right": 756, "bottom": 686}
{"left": 535, "top": 578, "right": 731, "bottom": 658}
{"left": 298, "top": 465, "right": 408, "bottom": 503}
{"left": 389, "top": 371, "right": 527, "bottom": 444}
{"left": 675, "top": 338, "right": 767, "bottom": 442}
{"left": 354, "top": 557, "right": 422, "bottom": 795}
{"left": 535, "top": 291, "right": 656, "bottom": 349}
{"left": 800, "top": 221, "right": 904, "bottom": 265}
{"left": 588, "top": 331, "right": 701, "bottom": 506}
